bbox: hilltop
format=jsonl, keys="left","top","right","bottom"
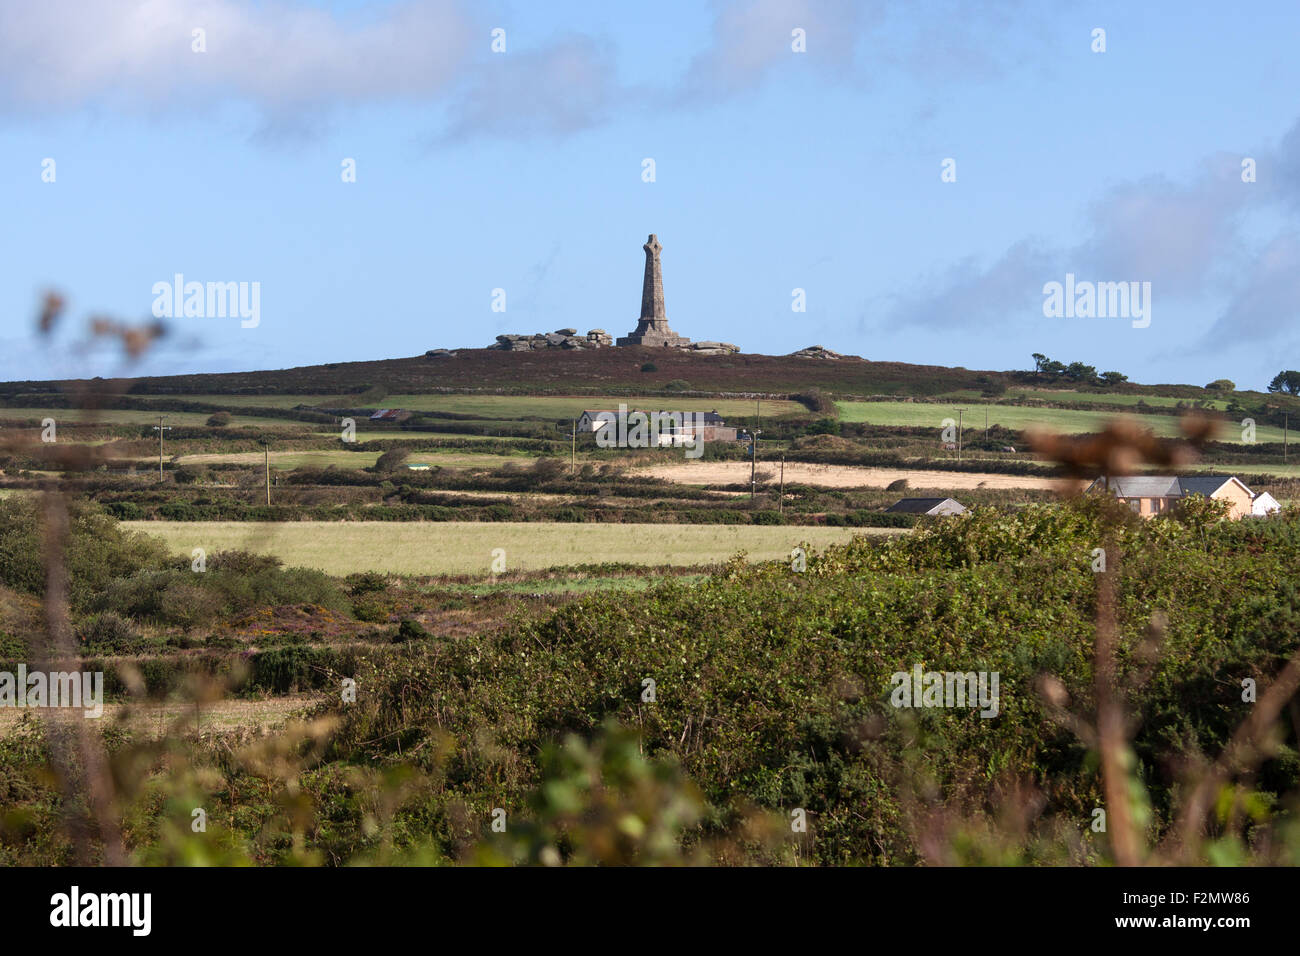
{"left": 0, "top": 346, "right": 1220, "bottom": 402}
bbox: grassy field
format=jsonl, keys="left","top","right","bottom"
{"left": 634, "top": 460, "right": 1061, "bottom": 490}
{"left": 175, "top": 449, "right": 383, "bottom": 469}
{"left": 0, "top": 408, "right": 268, "bottom": 427}
{"left": 837, "top": 401, "right": 1282, "bottom": 443}
{"left": 124, "top": 520, "right": 888, "bottom": 575}
{"left": 164, "top": 393, "right": 806, "bottom": 420}
{"left": 173, "top": 448, "right": 538, "bottom": 470}
{"left": 0, "top": 695, "right": 317, "bottom": 737}
{"left": 1007, "top": 389, "right": 1228, "bottom": 409}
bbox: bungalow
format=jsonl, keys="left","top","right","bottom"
{"left": 1085, "top": 474, "right": 1256, "bottom": 519}
{"left": 886, "top": 497, "right": 968, "bottom": 516}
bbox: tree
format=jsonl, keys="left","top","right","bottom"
{"left": 205, "top": 411, "right": 232, "bottom": 427}
{"left": 1267, "top": 370, "right": 1300, "bottom": 395}
{"left": 1205, "top": 379, "right": 1235, "bottom": 391}
{"left": 374, "top": 447, "right": 410, "bottom": 473}
{"left": 1031, "top": 353, "right": 1048, "bottom": 374}
{"left": 1065, "top": 361, "right": 1098, "bottom": 383}
{"left": 1099, "top": 371, "right": 1128, "bottom": 387}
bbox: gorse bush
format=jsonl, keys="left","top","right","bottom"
{"left": 0, "top": 497, "right": 171, "bottom": 610}
{"left": 90, "top": 551, "right": 350, "bottom": 628}
{"left": 306, "top": 500, "right": 1300, "bottom": 864}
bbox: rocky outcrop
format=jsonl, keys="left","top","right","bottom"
{"left": 489, "top": 328, "right": 614, "bottom": 351}
{"left": 687, "top": 341, "right": 740, "bottom": 355}
{"left": 790, "top": 344, "right": 843, "bottom": 359}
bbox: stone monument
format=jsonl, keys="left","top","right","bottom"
{"left": 616, "top": 234, "right": 690, "bottom": 347}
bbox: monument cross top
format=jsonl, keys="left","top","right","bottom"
{"left": 619, "top": 232, "right": 689, "bottom": 347}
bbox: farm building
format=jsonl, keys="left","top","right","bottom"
{"left": 1085, "top": 475, "right": 1256, "bottom": 519}
{"left": 578, "top": 410, "right": 617, "bottom": 432}
{"left": 886, "top": 497, "right": 968, "bottom": 516}
{"left": 1251, "top": 491, "right": 1281, "bottom": 517}
{"left": 578, "top": 408, "right": 737, "bottom": 443}
{"left": 369, "top": 408, "right": 412, "bottom": 423}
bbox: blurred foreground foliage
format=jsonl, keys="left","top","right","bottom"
{"left": 1, "top": 497, "right": 1299, "bottom": 864}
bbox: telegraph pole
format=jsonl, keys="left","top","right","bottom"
{"left": 151, "top": 416, "right": 171, "bottom": 481}
{"left": 571, "top": 419, "right": 577, "bottom": 475}
{"left": 746, "top": 429, "right": 762, "bottom": 499}
{"left": 259, "top": 438, "right": 271, "bottom": 505}
{"left": 956, "top": 409, "right": 964, "bottom": 463}
{"left": 779, "top": 454, "right": 785, "bottom": 514}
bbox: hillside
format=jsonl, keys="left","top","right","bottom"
{"left": 0, "top": 347, "right": 1211, "bottom": 401}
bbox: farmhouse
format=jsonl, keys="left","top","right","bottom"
{"left": 578, "top": 408, "right": 736, "bottom": 444}
{"left": 578, "top": 410, "right": 617, "bottom": 432}
{"left": 886, "top": 497, "right": 968, "bottom": 516}
{"left": 1085, "top": 475, "right": 1258, "bottom": 519}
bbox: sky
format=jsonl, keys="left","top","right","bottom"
{"left": 2, "top": 0, "right": 1298, "bottom": 389}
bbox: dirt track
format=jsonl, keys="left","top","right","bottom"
{"left": 631, "top": 461, "right": 1063, "bottom": 490}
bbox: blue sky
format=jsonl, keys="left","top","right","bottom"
{"left": 2, "top": 0, "right": 1298, "bottom": 388}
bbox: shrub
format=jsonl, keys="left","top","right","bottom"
{"left": 374, "top": 448, "right": 410, "bottom": 473}
{"left": 76, "top": 612, "right": 137, "bottom": 652}
{"left": 394, "top": 619, "right": 429, "bottom": 643}
{"left": 0, "top": 498, "right": 170, "bottom": 611}
{"left": 206, "top": 411, "right": 232, "bottom": 427}
{"left": 346, "top": 571, "right": 390, "bottom": 597}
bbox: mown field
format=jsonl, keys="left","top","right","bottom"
{"left": 836, "top": 400, "right": 1286, "bottom": 443}
{"left": 123, "top": 520, "right": 882, "bottom": 574}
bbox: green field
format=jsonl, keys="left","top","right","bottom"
{"left": 124, "top": 520, "right": 890, "bottom": 575}
{"left": 173, "top": 447, "right": 540, "bottom": 470}
{"left": 165, "top": 392, "right": 803, "bottom": 420}
{"left": 1009, "top": 389, "right": 1227, "bottom": 409}
{"left": 836, "top": 401, "right": 1283, "bottom": 443}
{"left": 0, "top": 408, "right": 268, "bottom": 427}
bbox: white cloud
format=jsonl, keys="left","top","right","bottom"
{"left": 0, "top": 0, "right": 474, "bottom": 113}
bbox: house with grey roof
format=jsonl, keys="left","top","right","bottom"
{"left": 885, "top": 497, "right": 967, "bottom": 516}
{"left": 1085, "top": 474, "right": 1257, "bottom": 519}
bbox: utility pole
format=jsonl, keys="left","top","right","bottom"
{"left": 570, "top": 419, "right": 577, "bottom": 475}
{"left": 151, "top": 416, "right": 171, "bottom": 481}
{"left": 259, "top": 439, "right": 271, "bottom": 506}
{"left": 1285, "top": 413, "right": 1289, "bottom": 463}
{"left": 751, "top": 429, "right": 761, "bottom": 499}
{"left": 740, "top": 428, "right": 762, "bottom": 499}
{"left": 956, "top": 409, "right": 964, "bottom": 463}
{"left": 984, "top": 407, "right": 988, "bottom": 443}
{"left": 779, "top": 454, "right": 785, "bottom": 514}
